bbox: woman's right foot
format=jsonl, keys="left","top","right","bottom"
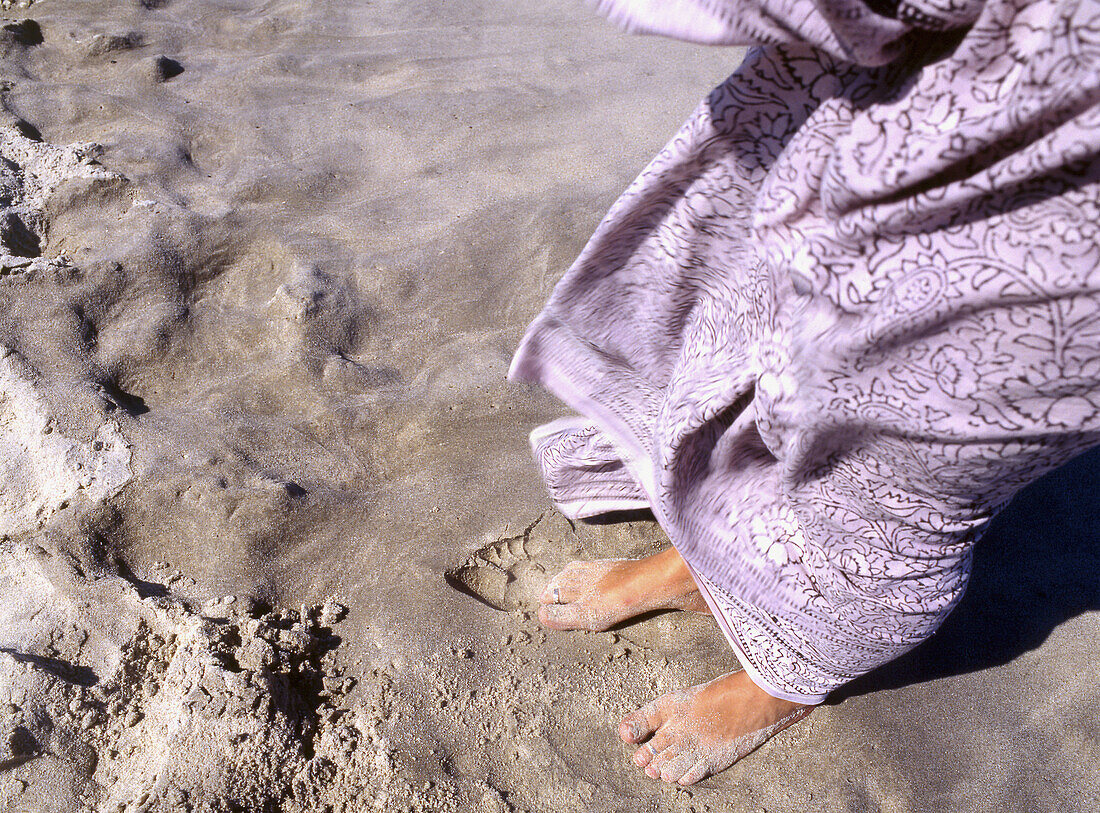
{"left": 620, "top": 669, "right": 814, "bottom": 785}
{"left": 538, "top": 547, "right": 710, "bottom": 631}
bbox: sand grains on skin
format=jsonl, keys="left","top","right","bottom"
{"left": 535, "top": 549, "right": 810, "bottom": 786}
{"left": 620, "top": 670, "right": 814, "bottom": 786}
{"left": 537, "top": 547, "right": 710, "bottom": 632}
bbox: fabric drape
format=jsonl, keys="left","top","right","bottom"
{"left": 510, "top": 0, "right": 1100, "bottom": 701}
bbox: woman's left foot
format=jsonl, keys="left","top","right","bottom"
{"left": 619, "top": 669, "right": 814, "bottom": 785}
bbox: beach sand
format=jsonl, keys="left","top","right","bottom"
{"left": 0, "top": 0, "right": 1097, "bottom": 810}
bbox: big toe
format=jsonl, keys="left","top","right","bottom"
{"left": 538, "top": 601, "right": 593, "bottom": 630}
{"left": 540, "top": 559, "right": 621, "bottom": 605}
{"left": 619, "top": 700, "right": 664, "bottom": 744}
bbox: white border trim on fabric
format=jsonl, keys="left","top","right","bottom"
{"left": 553, "top": 495, "right": 653, "bottom": 521}
{"left": 529, "top": 417, "right": 652, "bottom": 520}
{"left": 528, "top": 415, "right": 593, "bottom": 445}
{"left": 686, "top": 561, "right": 828, "bottom": 705}
{"left": 515, "top": 356, "right": 659, "bottom": 500}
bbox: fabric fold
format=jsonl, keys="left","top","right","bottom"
{"left": 513, "top": 0, "right": 1100, "bottom": 698}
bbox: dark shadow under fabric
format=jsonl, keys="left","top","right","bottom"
{"left": 832, "top": 444, "right": 1100, "bottom": 701}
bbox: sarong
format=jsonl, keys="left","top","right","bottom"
{"left": 510, "top": 0, "right": 1100, "bottom": 701}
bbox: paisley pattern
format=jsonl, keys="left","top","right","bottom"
{"left": 510, "top": 0, "right": 1100, "bottom": 701}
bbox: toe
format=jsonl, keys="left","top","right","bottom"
{"left": 619, "top": 700, "right": 662, "bottom": 744}
{"left": 538, "top": 602, "right": 572, "bottom": 629}
{"left": 539, "top": 573, "right": 566, "bottom": 605}
{"left": 632, "top": 728, "right": 673, "bottom": 768}
{"left": 539, "top": 602, "right": 599, "bottom": 631}
{"left": 632, "top": 740, "right": 658, "bottom": 769}
{"left": 677, "top": 759, "right": 711, "bottom": 786}
{"left": 648, "top": 744, "right": 682, "bottom": 780}
{"left": 659, "top": 750, "right": 697, "bottom": 784}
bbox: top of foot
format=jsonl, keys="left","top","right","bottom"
{"left": 537, "top": 547, "right": 709, "bottom": 632}
{"left": 620, "top": 669, "right": 814, "bottom": 785}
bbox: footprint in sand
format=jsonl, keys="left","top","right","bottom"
{"left": 445, "top": 514, "right": 553, "bottom": 612}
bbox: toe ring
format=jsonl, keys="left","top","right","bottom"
{"left": 646, "top": 743, "right": 658, "bottom": 756}
{"left": 552, "top": 586, "right": 561, "bottom": 604}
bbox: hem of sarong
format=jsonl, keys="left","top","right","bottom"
{"left": 509, "top": 326, "right": 659, "bottom": 499}
{"left": 685, "top": 561, "right": 830, "bottom": 704}
{"left": 547, "top": 493, "right": 654, "bottom": 521}
{"left": 528, "top": 415, "right": 593, "bottom": 445}
{"left": 529, "top": 416, "right": 653, "bottom": 520}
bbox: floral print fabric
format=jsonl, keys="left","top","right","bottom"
{"left": 510, "top": 0, "right": 1100, "bottom": 701}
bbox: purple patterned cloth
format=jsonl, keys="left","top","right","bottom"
{"left": 510, "top": 0, "right": 1100, "bottom": 701}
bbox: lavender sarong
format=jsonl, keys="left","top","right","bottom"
{"left": 510, "top": 0, "right": 1100, "bottom": 702}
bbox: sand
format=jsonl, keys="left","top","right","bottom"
{"left": 0, "top": 0, "right": 1097, "bottom": 810}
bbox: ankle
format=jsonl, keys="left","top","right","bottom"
{"left": 618, "top": 548, "right": 698, "bottom": 610}
{"left": 647, "top": 546, "right": 687, "bottom": 574}
{"left": 727, "top": 670, "right": 812, "bottom": 715}
{"left": 651, "top": 547, "right": 695, "bottom": 590}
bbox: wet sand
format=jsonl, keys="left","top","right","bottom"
{"left": 0, "top": 0, "right": 1098, "bottom": 810}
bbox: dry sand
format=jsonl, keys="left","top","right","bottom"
{"left": 0, "top": 0, "right": 1097, "bottom": 810}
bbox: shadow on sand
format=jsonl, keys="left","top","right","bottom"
{"left": 833, "top": 444, "right": 1100, "bottom": 701}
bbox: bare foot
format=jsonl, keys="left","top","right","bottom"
{"left": 619, "top": 670, "right": 814, "bottom": 785}
{"left": 538, "top": 546, "right": 710, "bottom": 631}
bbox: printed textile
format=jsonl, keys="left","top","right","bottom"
{"left": 510, "top": 0, "right": 1100, "bottom": 701}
